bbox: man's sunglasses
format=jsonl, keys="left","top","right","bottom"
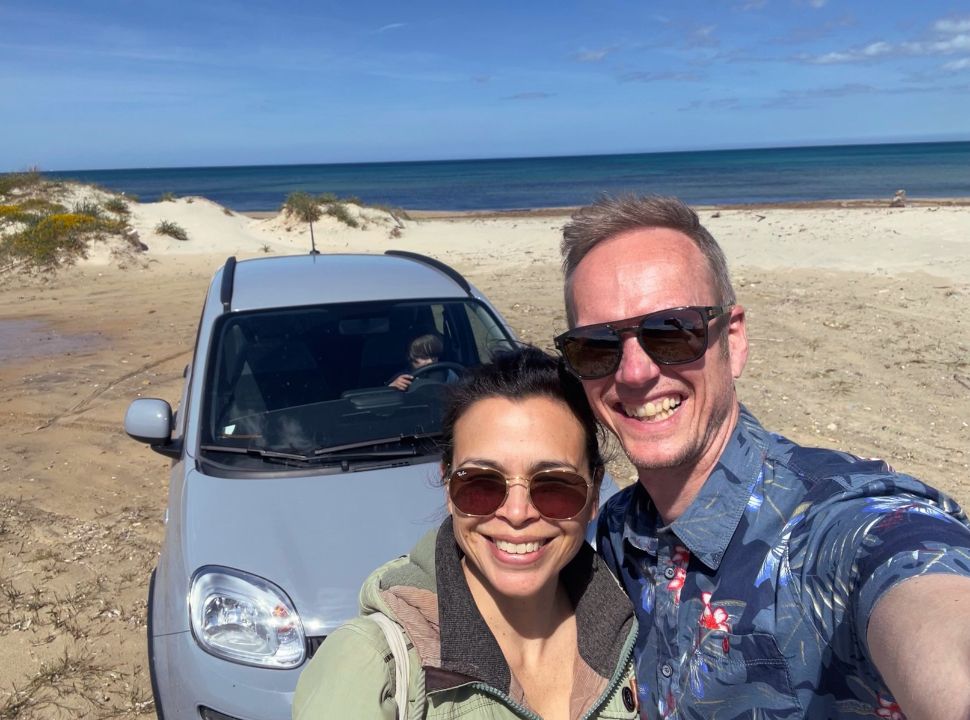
{"left": 447, "top": 466, "right": 594, "bottom": 521}
{"left": 554, "top": 305, "right": 733, "bottom": 379}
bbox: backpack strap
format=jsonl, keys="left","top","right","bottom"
{"left": 369, "top": 612, "right": 410, "bottom": 720}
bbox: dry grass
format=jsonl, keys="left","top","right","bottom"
{"left": 0, "top": 497, "right": 156, "bottom": 718}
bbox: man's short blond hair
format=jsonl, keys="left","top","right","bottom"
{"left": 561, "top": 195, "right": 736, "bottom": 326}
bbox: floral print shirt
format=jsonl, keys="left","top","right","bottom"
{"left": 596, "top": 405, "right": 970, "bottom": 719}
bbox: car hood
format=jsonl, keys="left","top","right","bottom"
{"left": 181, "top": 461, "right": 447, "bottom": 637}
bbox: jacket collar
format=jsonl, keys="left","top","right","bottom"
{"left": 621, "top": 404, "right": 769, "bottom": 571}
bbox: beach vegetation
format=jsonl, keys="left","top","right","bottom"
{"left": 0, "top": 204, "right": 31, "bottom": 224}
{"left": 1, "top": 213, "right": 99, "bottom": 269}
{"left": 159, "top": 192, "right": 178, "bottom": 202}
{"left": 0, "top": 169, "right": 43, "bottom": 197}
{"left": 0, "top": 179, "right": 136, "bottom": 273}
{"left": 72, "top": 200, "right": 104, "bottom": 219}
{"left": 17, "top": 198, "right": 68, "bottom": 215}
{"left": 103, "top": 197, "right": 130, "bottom": 216}
{"left": 324, "top": 201, "right": 359, "bottom": 228}
{"left": 283, "top": 192, "right": 323, "bottom": 250}
{"left": 155, "top": 220, "right": 189, "bottom": 242}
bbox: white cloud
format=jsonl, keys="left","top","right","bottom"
{"left": 377, "top": 23, "right": 406, "bottom": 33}
{"left": 943, "top": 57, "right": 970, "bottom": 71}
{"left": 803, "top": 40, "right": 893, "bottom": 63}
{"left": 935, "top": 17, "right": 970, "bottom": 34}
{"left": 809, "top": 0, "right": 827, "bottom": 7}
{"left": 809, "top": 50, "right": 856, "bottom": 64}
{"left": 688, "top": 24, "right": 718, "bottom": 48}
{"left": 801, "top": 32, "right": 970, "bottom": 64}
{"left": 861, "top": 41, "right": 893, "bottom": 57}
{"left": 573, "top": 47, "right": 615, "bottom": 63}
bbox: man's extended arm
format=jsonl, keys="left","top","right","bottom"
{"left": 868, "top": 573, "right": 970, "bottom": 720}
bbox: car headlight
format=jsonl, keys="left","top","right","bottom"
{"left": 189, "top": 566, "right": 306, "bottom": 668}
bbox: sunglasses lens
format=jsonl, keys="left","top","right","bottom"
{"left": 529, "top": 471, "right": 590, "bottom": 520}
{"left": 449, "top": 468, "right": 507, "bottom": 516}
{"left": 560, "top": 331, "right": 621, "bottom": 379}
{"left": 639, "top": 308, "right": 707, "bottom": 363}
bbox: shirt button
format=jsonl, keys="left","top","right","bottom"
{"left": 663, "top": 566, "right": 676, "bottom": 579}
{"left": 661, "top": 663, "right": 673, "bottom": 678}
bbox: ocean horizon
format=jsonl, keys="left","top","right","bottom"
{"left": 45, "top": 141, "right": 970, "bottom": 212}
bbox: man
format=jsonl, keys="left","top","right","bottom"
{"left": 555, "top": 195, "right": 970, "bottom": 719}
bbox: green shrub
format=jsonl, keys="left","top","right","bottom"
{"left": 103, "top": 197, "right": 130, "bottom": 216}
{"left": 0, "top": 204, "right": 30, "bottom": 224}
{"left": 0, "top": 169, "right": 43, "bottom": 197}
{"left": 17, "top": 198, "right": 67, "bottom": 215}
{"left": 283, "top": 192, "right": 321, "bottom": 221}
{"left": 283, "top": 192, "right": 323, "bottom": 248}
{"left": 72, "top": 201, "right": 104, "bottom": 219}
{"left": 155, "top": 220, "right": 189, "bottom": 241}
{"left": 317, "top": 192, "right": 338, "bottom": 204}
{"left": 1, "top": 213, "right": 96, "bottom": 268}
{"left": 159, "top": 192, "right": 177, "bottom": 202}
{"left": 325, "top": 202, "right": 359, "bottom": 228}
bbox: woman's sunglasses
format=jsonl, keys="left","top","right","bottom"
{"left": 554, "top": 305, "right": 733, "bottom": 379}
{"left": 447, "top": 466, "right": 594, "bottom": 521}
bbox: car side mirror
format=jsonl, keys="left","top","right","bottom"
{"left": 125, "top": 398, "right": 180, "bottom": 458}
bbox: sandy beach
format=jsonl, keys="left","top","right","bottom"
{"left": 1, "top": 191, "right": 969, "bottom": 717}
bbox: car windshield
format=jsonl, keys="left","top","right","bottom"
{"left": 199, "top": 298, "right": 515, "bottom": 469}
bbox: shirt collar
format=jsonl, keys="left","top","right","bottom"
{"left": 621, "top": 404, "right": 768, "bottom": 571}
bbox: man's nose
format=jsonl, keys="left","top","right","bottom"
{"left": 615, "top": 334, "right": 661, "bottom": 386}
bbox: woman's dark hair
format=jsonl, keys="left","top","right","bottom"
{"left": 440, "top": 345, "right": 604, "bottom": 479}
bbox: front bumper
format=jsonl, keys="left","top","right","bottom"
{"left": 151, "top": 629, "right": 311, "bottom": 720}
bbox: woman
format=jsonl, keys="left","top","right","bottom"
{"left": 293, "top": 347, "right": 638, "bottom": 719}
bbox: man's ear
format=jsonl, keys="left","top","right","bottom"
{"left": 727, "top": 304, "right": 749, "bottom": 379}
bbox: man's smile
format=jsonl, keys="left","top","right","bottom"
{"left": 620, "top": 395, "right": 684, "bottom": 421}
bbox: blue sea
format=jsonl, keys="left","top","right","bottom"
{"left": 47, "top": 142, "right": 970, "bottom": 212}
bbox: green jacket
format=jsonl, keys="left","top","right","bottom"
{"left": 293, "top": 520, "right": 640, "bottom": 719}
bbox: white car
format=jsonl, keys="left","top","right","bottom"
{"left": 125, "top": 250, "right": 519, "bottom": 720}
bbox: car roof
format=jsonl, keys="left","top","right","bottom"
{"left": 227, "top": 252, "right": 473, "bottom": 311}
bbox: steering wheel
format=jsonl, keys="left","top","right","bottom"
{"left": 407, "top": 361, "right": 465, "bottom": 387}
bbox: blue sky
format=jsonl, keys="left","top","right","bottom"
{"left": 2, "top": 0, "right": 969, "bottom": 170}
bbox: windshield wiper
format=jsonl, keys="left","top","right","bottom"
{"left": 200, "top": 444, "right": 314, "bottom": 462}
{"left": 200, "top": 433, "right": 439, "bottom": 465}
{"left": 312, "top": 431, "right": 440, "bottom": 457}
